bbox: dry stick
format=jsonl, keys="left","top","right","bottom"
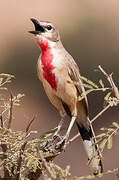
{"left": 25, "top": 115, "right": 36, "bottom": 134}
{"left": 0, "top": 114, "right": 3, "bottom": 128}
{"left": 68, "top": 104, "right": 111, "bottom": 144}
{"left": 98, "top": 65, "right": 119, "bottom": 99}
{"left": 7, "top": 94, "right": 13, "bottom": 129}
{"left": 39, "top": 150, "right": 56, "bottom": 179}
{"left": 79, "top": 167, "right": 119, "bottom": 180}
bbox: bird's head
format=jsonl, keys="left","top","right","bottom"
{"left": 29, "top": 18, "right": 60, "bottom": 49}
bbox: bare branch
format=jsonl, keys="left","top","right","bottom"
{"left": 98, "top": 65, "right": 119, "bottom": 99}
{"left": 91, "top": 104, "right": 110, "bottom": 124}
{"left": 25, "top": 115, "right": 36, "bottom": 134}
{"left": 0, "top": 114, "right": 3, "bottom": 128}
{"left": 39, "top": 150, "right": 56, "bottom": 179}
{"left": 74, "top": 167, "right": 119, "bottom": 180}
{"left": 7, "top": 94, "right": 13, "bottom": 129}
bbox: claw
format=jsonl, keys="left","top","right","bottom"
{"left": 55, "top": 137, "right": 67, "bottom": 151}
{"left": 42, "top": 134, "right": 66, "bottom": 153}
{"left": 53, "top": 134, "right": 62, "bottom": 141}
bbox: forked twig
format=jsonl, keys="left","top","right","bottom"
{"left": 98, "top": 65, "right": 119, "bottom": 99}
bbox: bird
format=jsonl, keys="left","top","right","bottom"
{"left": 29, "top": 18, "right": 103, "bottom": 175}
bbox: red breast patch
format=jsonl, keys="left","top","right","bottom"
{"left": 36, "top": 39, "right": 57, "bottom": 91}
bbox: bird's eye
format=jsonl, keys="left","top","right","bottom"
{"left": 47, "top": 25, "right": 52, "bottom": 30}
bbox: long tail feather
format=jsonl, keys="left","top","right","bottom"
{"left": 76, "top": 121, "right": 103, "bottom": 175}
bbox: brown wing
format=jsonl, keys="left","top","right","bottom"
{"left": 65, "top": 52, "right": 89, "bottom": 113}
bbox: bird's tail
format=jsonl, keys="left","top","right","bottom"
{"left": 76, "top": 102, "right": 103, "bottom": 174}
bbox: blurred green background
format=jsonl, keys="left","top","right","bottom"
{"left": 0, "top": 0, "right": 119, "bottom": 179}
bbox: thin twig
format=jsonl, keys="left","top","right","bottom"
{"left": 39, "top": 151, "right": 56, "bottom": 179}
{"left": 91, "top": 104, "right": 110, "bottom": 124}
{"left": 68, "top": 104, "right": 110, "bottom": 144}
{"left": 77, "top": 167, "right": 119, "bottom": 180}
{"left": 26, "top": 115, "right": 36, "bottom": 134}
{"left": 0, "top": 114, "right": 3, "bottom": 128}
{"left": 7, "top": 94, "right": 13, "bottom": 129}
{"left": 98, "top": 65, "right": 119, "bottom": 99}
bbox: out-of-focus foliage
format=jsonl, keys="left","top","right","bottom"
{"left": 0, "top": 73, "right": 71, "bottom": 179}
{"left": 94, "top": 122, "right": 119, "bottom": 152}
{"left": 77, "top": 76, "right": 110, "bottom": 101}
{"left": 0, "top": 73, "right": 14, "bottom": 100}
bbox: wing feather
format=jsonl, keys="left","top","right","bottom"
{"left": 65, "top": 53, "right": 89, "bottom": 112}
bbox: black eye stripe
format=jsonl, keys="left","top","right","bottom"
{"left": 46, "top": 25, "right": 52, "bottom": 30}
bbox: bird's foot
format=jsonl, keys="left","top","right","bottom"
{"left": 52, "top": 133, "right": 62, "bottom": 141}
{"left": 55, "top": 137, "right": 68, "bottom": 152}
{"left": 42, "top": 134, "right": 65, "bottom": 153}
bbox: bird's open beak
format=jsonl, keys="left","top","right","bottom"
{"left": 29, "top": 18, "right": 45, "bottom": 35}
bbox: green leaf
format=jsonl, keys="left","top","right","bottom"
{"left": 107, "top": 136, "right": 112, "bottom": 149}
{"left": 95, "top": 133, "right": 106, "bottom": 139}
{"left": 99, "top": 79, "right": 104, "bottom": 88}
{"left": 0, "top": 73, "right": 14, "bottom": 78}
{"left": 81, "top": 83, "right": 93, "bottom": 89}
{"left": 40, "top": 127, "right": 58, "bottom": 140}
{"left": 78, "top": 89, "right": 94, "bottom": 101}
{"left": 100, "top": 127, "right": 108, "bottom": 131}
{"left": 107, "top": 128, "right": 115, "bottom": 132}
{"left": 104, "top": 92, "right": 111, "bottom": 101}
{"left": 0, "top": 87, "right": 7, "bottom": 91}
{"left": 99, "top": 139, "right": 107, "bottom": 152}
{"left": 112, "top": 122, "right": 119, "bottom": 128}
{"left": 0, "top": 78, "right": 3, "bottom": 85}
{"left": 80, "top": 76, "right": 98, "bottom": 88}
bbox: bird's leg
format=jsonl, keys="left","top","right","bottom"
{"left": 42, "top": 118, "right": 64, "bottom": 153}
{"left": 56, "top": 116, "right": 76, "bottom": 150}
{"left": 43, "top": 106, "right": 77, "bottom": 153}
{"left": 64, "top": 116, "right": 76, "bottom": 142}
{"left": 53, "top": 118, "right": 64, "bottom": 139}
